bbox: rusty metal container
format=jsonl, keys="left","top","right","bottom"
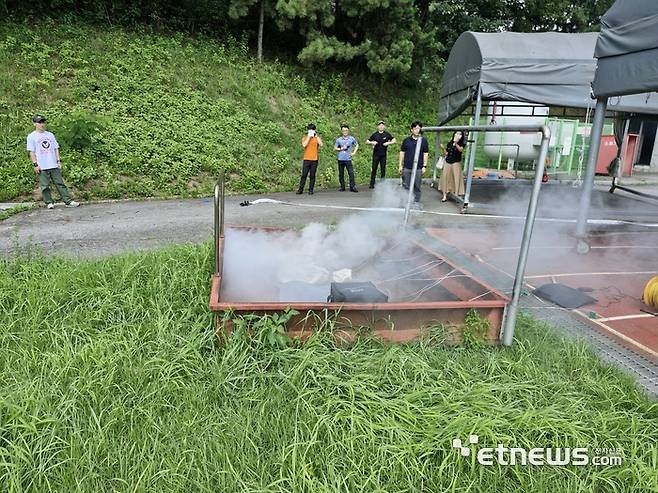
{"left": 209, "top": 227, "right": 509, "bottom": 344}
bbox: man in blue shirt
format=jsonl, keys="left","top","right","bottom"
{"left": 334, "top": 125, "right": 359, "bottom": 192}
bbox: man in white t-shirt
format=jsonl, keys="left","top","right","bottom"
{"left": 27, "top": 115, "right": 79, "bottom": 209}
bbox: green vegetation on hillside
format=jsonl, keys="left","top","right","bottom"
{"left": 1, "top": 244, "right": 656, "bottom": 491}
{"left": 0, "top": 19, "right": 435, "bottom": 202}
{"left": 2, "top": 1, "right": 614, "bottom": 81}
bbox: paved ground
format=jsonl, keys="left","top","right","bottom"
{"left": 1, "top": 184, "right": 463, "bottom": 257}
{"left": 3, "top": 180, "right": 658, "bottom": 258}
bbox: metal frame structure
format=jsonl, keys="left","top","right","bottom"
{"left": 414, "top": 123, "right": 552, "bottom": 346}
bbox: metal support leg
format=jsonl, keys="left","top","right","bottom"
{"left": 433, "top": 97, "right": 442, "bottom": 184}
{"left": 575, "top": 98, "right": 608, "bottom": 249}
{"left": 214, "top": 172, "right": 225, "bottom": 273}
{"left": 463, "top": 87, "right": 483, "bottom": 209}
{"left": 432, "top": 131, "right": 441, "bottom": 184}
{"left": 403, "top": 137, "right": 424, "bottom": 227}
{"left": 501, "top": 127, "right": 552, "bottom": 346}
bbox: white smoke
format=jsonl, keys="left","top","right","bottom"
{"left": 222, "top": 180, "right": 414, "bottom": 302}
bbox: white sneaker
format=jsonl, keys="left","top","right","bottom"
{"left": 65, "top": 201, "right": 80, "bottom": 208}
{"left": 47, "top": 203, "right": 55, "bottom": 209}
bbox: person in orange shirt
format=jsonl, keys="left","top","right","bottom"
{"left": 296, "top": 123, "right": 323, "bottom": 195}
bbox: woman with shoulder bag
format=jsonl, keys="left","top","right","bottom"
{"left": 438, "top": 131, "right": 466, "bottom": 202}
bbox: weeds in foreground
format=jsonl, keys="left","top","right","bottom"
{"left": 0, "top": 244, "right": 656, "bottom": 492}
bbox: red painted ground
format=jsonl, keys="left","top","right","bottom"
{"left": 427, "top": 225, "right": 658, "bottom": 362}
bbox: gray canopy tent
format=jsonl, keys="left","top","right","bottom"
{"left": 437, "top": 30, "right": 658, "bottom": 210}
{"left": 575, "top": 0, "right": 658, "bottom": 248}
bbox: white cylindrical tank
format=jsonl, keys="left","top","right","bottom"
{"left": 483, "top": 101, "right": 549, "bottom": 161}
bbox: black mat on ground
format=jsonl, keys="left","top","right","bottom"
{"left": 533, "top": 283, "right": 597, "bottom": 309}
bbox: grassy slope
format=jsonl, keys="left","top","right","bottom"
{"left": 1, "top": 244, "right": 656, "bottom": 492}
{"left": 0, "top": 18, "right": 435, "bottom": 202}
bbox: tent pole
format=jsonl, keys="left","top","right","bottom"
{"left": 463, "top": 86, "right": 483, "bottom": 210}
{"left": 575, "top": 97, "right": 608, "bottom": 246}
{"left": 403, "top": 135, "right": 424, "bottom": 227}
{"left": 433, "top": 99, "right": 441, "bottom": 183}
{"left": 501, "top": 125, "right": 551, "bottom": 346}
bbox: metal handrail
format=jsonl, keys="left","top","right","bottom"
{"left": 213, "top": 172, "right": 225, "bottom": 274}
{"left": 421, "top": 124, "right": 551, "bottom": 347}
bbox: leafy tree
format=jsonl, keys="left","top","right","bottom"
{"left": 507, "top": 0, "right": 615, "bottom": 32}
{"left": 3, "top": 0, "right": 616, "bottom": 80}
{"left": 291, "top": 0, "right": 441, "bottom": 82}
{"left": 228, "top": 0, "right": 268, "bottom": 61}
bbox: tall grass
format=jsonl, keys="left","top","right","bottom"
{"left": 1, "top": 244, "right": 656, "bottom": 492}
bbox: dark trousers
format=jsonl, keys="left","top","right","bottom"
{"left": 298, "top": 159, "right": 318, "bottom": 192}
{"left": 402, "top": 168, "right": 422, "bottom": 202}
{"left": 338, "top": 160, "right": 356, "bottom": 190}
{"left": 370, "top": 154, "right": 387, "bottom": 186}
{"left": 38, "top": 168, "right": 73, "bottom": 204}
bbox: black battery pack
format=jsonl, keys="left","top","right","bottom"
{"left": 328, "top": 282, "right": 388, "bottom": 303}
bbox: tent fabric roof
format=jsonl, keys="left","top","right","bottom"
{"left": 439, "top": 31, "right": 658, "bottom": 125}
{"left": 592, "top": 0, "right": 658, "bottom": 97}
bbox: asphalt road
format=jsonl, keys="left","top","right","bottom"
{"left": 2, "top": 180, "right": 657, "bottom": 258}
{"left": 0, "top": 183, "right": 459, "bottom": 257}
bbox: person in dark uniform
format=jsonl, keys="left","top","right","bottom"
{"left": 365, "top": 120, "right": 396, "bottom": 188}
{"left": 398, "top": 121, "right": 429, "bottom": 206}
{"left": 439, "top": 131, "right": 466, "bottom": 202}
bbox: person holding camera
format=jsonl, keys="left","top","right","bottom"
{"left": 439, "top": 130, "right": 466, "bottom": 202}
{"left": 27, "top": 115, "right": 80, "bottom": 209}
{"left": 334, "top": 124, "right": 359, "bottom": 192}
{"left": 296, "top": 123, "right": 324, "bottom": 195}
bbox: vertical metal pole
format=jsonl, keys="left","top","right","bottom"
{"left": 403, "top": 136, "right": 424, "bottom": 226}
{"left": 463, "top": 87, "right": 483, "bottom": 208}
{"left": 575, "top": 97, "right": 608, "bottom": 239}
{"left": 214, "top": 172, "right": 225, "bottom": 274}
{"left": 432, "top": 130, "right": 441, "bottom": 183}
{"left": 433, "top": 98, "right": 442, "bottom": 183}
{"left": 214, "top": 183, "right": 220, "bottom": 273}
{"left": 220, "top": 172, "right": 225, "bottom": 238}
{"left": 501, "top": 127, "right": 551, "bottom": 346}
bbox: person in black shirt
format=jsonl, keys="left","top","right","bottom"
{"left": 398, "top": 121, "right": 429, "bottom": 205}
{"left": 439, "top": 131, "right": 466, "bottom": 202}
{"left": 365, "top": 120, "right": 396, "bottom": 188}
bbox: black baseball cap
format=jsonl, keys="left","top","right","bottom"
{"left": 32, "top": 115, "right": 47, "bottom": 123}
{"left": 307, "top": 123, "right": 316, "bottom": 130}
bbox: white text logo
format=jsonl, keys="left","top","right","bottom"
{"left": 452, "top": 435, "right": 622, "bottom": 466}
